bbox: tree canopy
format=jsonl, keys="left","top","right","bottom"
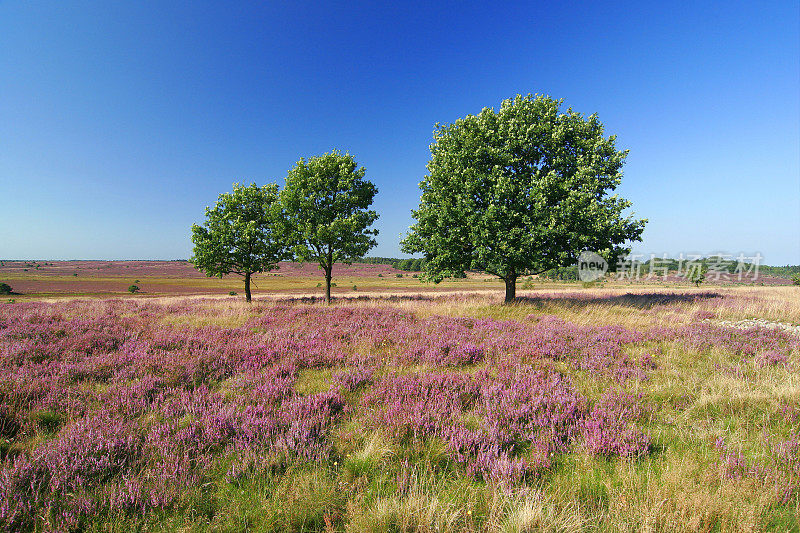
{"left": 281, "top": 151, "right": 378, "bottom": 303}
{"left": 190, "top": 182, "right": 288, "bottom": 301}
{"left": 401, "top": 94, "right": 647, "bottom": 302}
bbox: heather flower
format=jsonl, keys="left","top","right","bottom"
{"left": 0, "top": 292, "right": 794, "bottom": 527}
{"left": 756, "top": 350, "right": 789, "bottom": 368}
{"left": 333, "top": 367, "right": 374, "bottom": 392}
{"left": 582, "top": 389, "right": 650, "bottom": 457}
{"left": 278, "top": 390, "right": 346, "bottom": 460}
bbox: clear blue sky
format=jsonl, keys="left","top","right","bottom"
{"left": 1, "top": 1, "right": 798, "bottom": 264}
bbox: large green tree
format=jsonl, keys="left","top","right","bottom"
{"left": 190, "top": 182, "right": 289, "bottom": 302}
{"left": 281, "top": 151, "right": 378, "bottom": 304}
{"left": 402, "top": 94, "right": 646, "bottom": 302}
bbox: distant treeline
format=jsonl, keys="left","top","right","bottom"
{"left": 354, "top": 257, "right": 427, "bottom": 271}
{"left": 535, "top": 257, "right": 799, "bottom": 281}
{"left": 537, "top": 266, "right": 579, "bottom": 280}
{"left": 752, "top": 265, "right": 800, "bottom": 278}
{"left": 355, "top": 256, "right": 799, "bottom": 280}
{"left": 638, "top": 256, "right": 797, "bottom": 278}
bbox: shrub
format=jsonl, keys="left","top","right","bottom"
{"left": 229, "top": 291, "right": 237, "bottom": 296}
{"left": 396, "top": 273, "right": 403, "bottom": 278}
{"left": 0, "top": 283, "right": 12, "bottom": 295}
{"left": 792, "top": 274, "right": 800, "bottom": 286}
{"left": 30, "top": 410, "right": 63, "bottom": 433}
{"left": 0, "top": 404, "right": 21, "bottom": 439}
{"left": 756, "top": 350, "right": 788, "bottom": 367}
{"left": 687, "top": 266, "right": 706, "bottom": 287}
{"left": 333, "top": 367, "right": 373, "bottom": 392}
{"left": 582, "top": 389, "right": 650, "bottom": 457}
{"left": 128, "top": 285, "right": 140, "bottom": 294}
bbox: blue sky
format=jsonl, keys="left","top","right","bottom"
{"left": 1, "top": 1, "right": 798, "bottom": 264}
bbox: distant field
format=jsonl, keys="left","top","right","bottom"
{"left": 0, "top": 260, "right": 792, "bottom": 300}
{"left": 0, "top": 260, "right": 469, "bottom": 298}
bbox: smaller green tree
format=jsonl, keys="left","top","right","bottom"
{"left": 281, "top": 151, "right": 378, "bottom": 304}
{"left": 191, "top": 183, "right": 289, "bottom": 302}
{"left": 128, "top": 285, "right": 140, "bottom": 294}
{"left": 0, "top": 283, "right": 12, "bottom": 295}
{"left": 687, "top": 265, "right": 707, "bottom": 287}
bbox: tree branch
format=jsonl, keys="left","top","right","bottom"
{"left": 484, "top": 267, "right": 505, "bottom": 281}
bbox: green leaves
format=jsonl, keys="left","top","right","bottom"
{"left": 190, "top": 152, "right": 378, "bottom": 304}
{"left": 402, "top": 94, "right": 647, "bottom": 299}
{"left": 190, "top": 182, "right": 289, "bottom": 280}
{"left": 281, "top": 150, "right": 379, "bottom": 302}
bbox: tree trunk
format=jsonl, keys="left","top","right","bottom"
{"left": 504, "top": 275, "right": 517, "bottom": 303}
{"left": 244, "top": 271, "right": 252, "bottom": 302}
{"left": 323, "top": 248, "right": 334, "bottom": 305}
{"left": 324, "top": 267, "right": 332, "bottom": 304}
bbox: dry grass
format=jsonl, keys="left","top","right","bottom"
{"left": 6, "top": 284, "right": 799, "bottom": 531}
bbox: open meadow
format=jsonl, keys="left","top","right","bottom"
{"left": 0, "top": 260, "right": 503, "bottom": 300}
{"left": 1, "top": 260, "right": 791, "bottom": 301}
{"left": 0, "top": 278, "right": 798, "bottom": 531}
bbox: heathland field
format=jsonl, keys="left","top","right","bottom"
{"left": 0, "top": 260, "right": 493, "bottom": 299}
{"left": 0, "top": 260, "right": 792, "bottom": 301}
{"left": 0, "top": 279, "right": 798, "bottom": 531}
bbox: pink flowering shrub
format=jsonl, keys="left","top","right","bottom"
{"left": 364, "top": 372, "right": 480, "bottom": 439}
{"left": 756, "top": 350, "right": 789, "bottom": 368}
{"left": 476, "top": 367, "right": 585, "bottom": 459}
{"left": 681, "top": 322, "right": 797, "bottom": 359}
{"left": 582, "top": 389, "right": 650, "bottom": 457}
{"left": 0, "top": 414, "right": 143, "bottom": 529}
{"left": 714, "top": 434, "right": 800, "bottom": 504}
{"left": 0, "top": 293, "right": 792, "bottom": 528}
{"left": 364, "top": 367, "right": 592, "bottom": 487}
{"left": 693, "top": 310, "right": 716, "bottom": 320}
{"left": 332, "top": 367, "right": 374, "bottom": 392}
{"left": 278, "top": 390, "right": 346, "bottom": 460}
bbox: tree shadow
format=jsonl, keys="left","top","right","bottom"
{"left": 275, "top": 294, "right": 442, "bottom": 305}
{"left": 515, "top": 291, "right": 721, "bottom": 310}
{"left": 274, "top": 291, "right": 722, "bottom": 310}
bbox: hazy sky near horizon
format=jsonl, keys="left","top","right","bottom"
{"left": 2, "top": 1, "right": 798, "bottom": 264}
